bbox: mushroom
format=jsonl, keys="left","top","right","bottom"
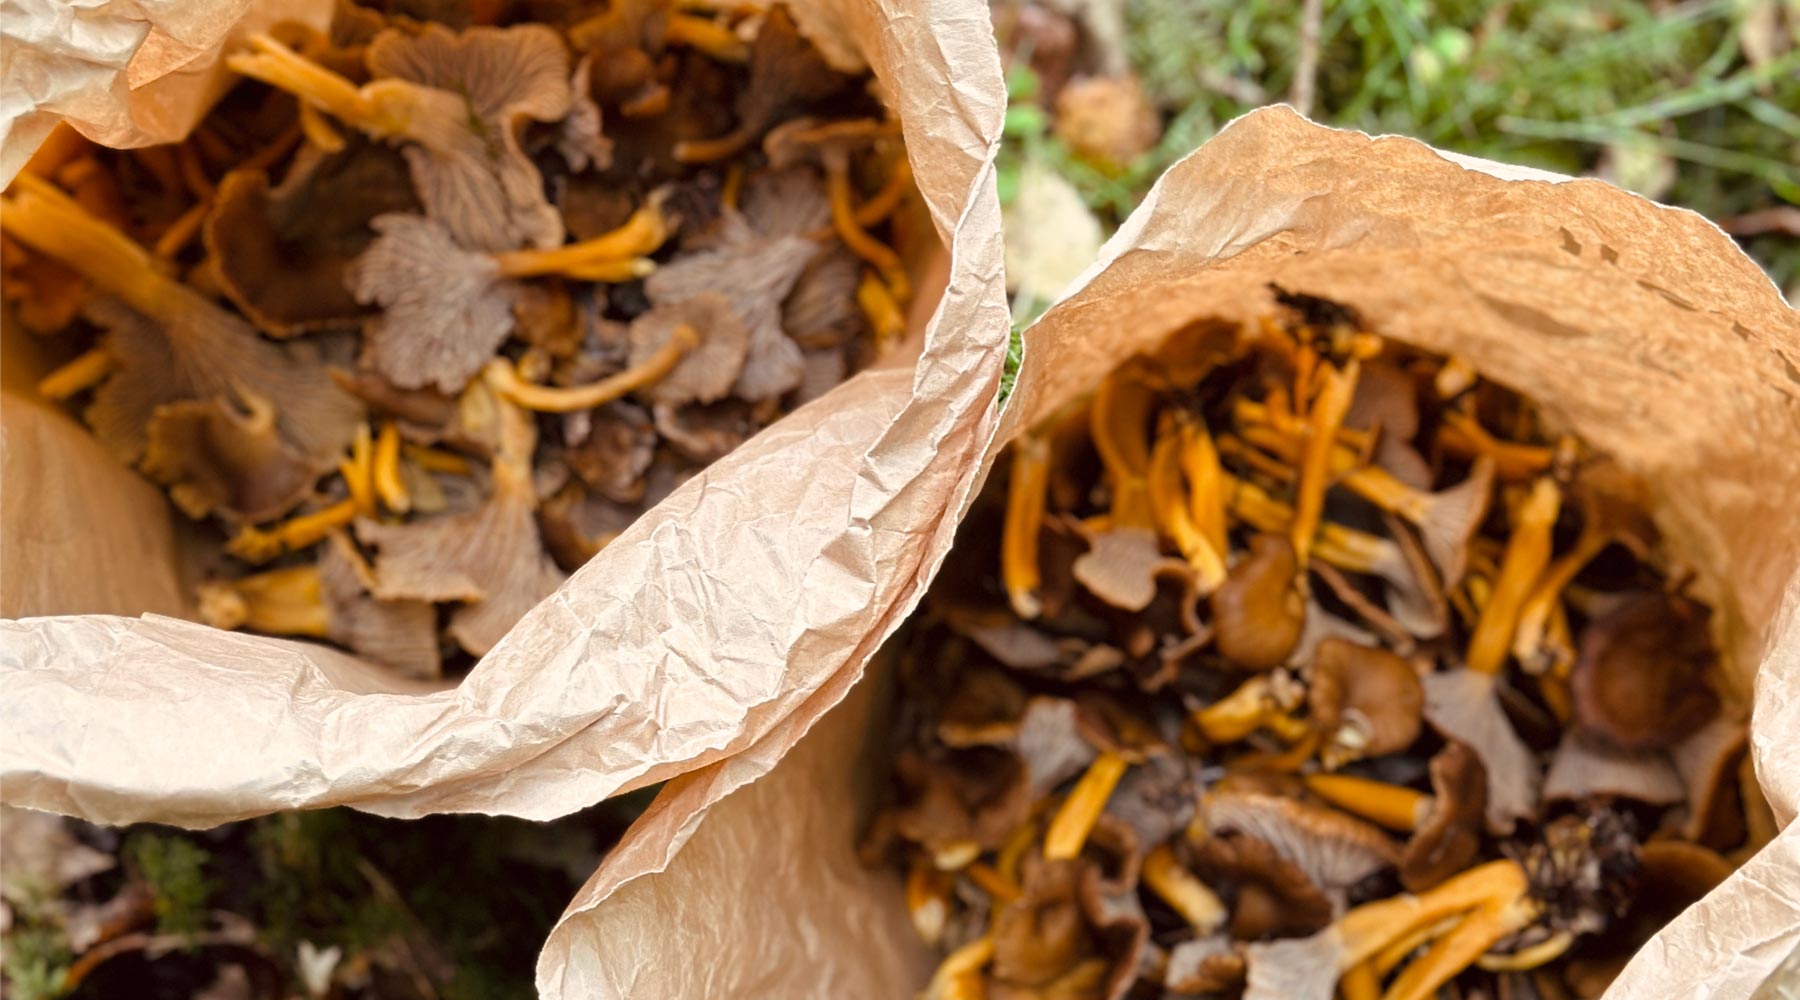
{"left": 1190, "top": 831, "right": 1333, "bottom": 941}
{"left": 1308, "top": 742, "right": 1488, "bottom": 892}
{"left": 1238, "top": 859, "right": 1534, "bottom": 1000}
{"left": 565, "top": 401, "right": 656, "bottom": 504}
{"left": 644, "top": 211, "right": 819, "bottom": 401}
{"left": 1162, "top": 935, "right": 1246, "bottom": 994}
{"left": 1012, "top": 697, "right": 1099, "bottom": 799}
{"left": 198, "top": 532, "right": 439, "bottom": 678}
{"left": 355, "top": 385, "right": 566, "bottom": 655}
{"left": 1191, "top": 672, "right": 1310, "bottom": 746}
{"left": 892, "top": 745, "right": 1032, "bottom": 869}
{"left": 1141, "top": 844, "right": 1227, "bottom": 933}
{"left": 627, "top": 293, "right": 752, "bottom": 407}
{"left": 671, "top": 7, "right": 861, "bottom": 164}
{"left": 1439, "top": 410, "right": 1555, "bottom": 481}
{"left": 1512, "top": 460, "right": 1657, "bottom": 672}
{"left": 1200, "top": 789, "right": 1400, "bottom": 892}
{"left": 1570, "top": 590, "right": 1719, "bottom": 751}
{"left": 1308, "top": 638, "right": 1424, "bottom": 768}
{"left": 204, "top": 136, "right": 418, "bottom": 337}
{"left": 330, "top": 367, "right": 459, "bottom": 440}
{"left": 139, "top": 391, "right": 319, "bottom": 524}
{"left": 537, "top": 480, "right": 638, "bottom": 572}
{"left": 1148, "top": 414, "right": 1227, "bottom": 592}
{"left": 1461, "top": 474, "right": 1562, "bottom": 679}
{"left": 229, "top": 24, "right": 573, "bottom": 252}
{"left": 348, "top": 196, "right": 672, "bottom": 391}
{"left": 1209, "top": 534, "right": 1305, "bottom": 670}
{"left": 0, "top": 175, "right": 362, "bottom": 468}
{"left": 764, "top": 117, "right": 910, "bottom": 301}
{"left": 1541, "top": 731, "right": 1684, "bottom": 806}
{"left": 1073, "top": 372, "right": 1192, "bottom": 613}
{"left": 1288, "top": 359, "right": 1359, "bottom": 567}
{"left": 1422, "top": 667, "right": 1541, "bottom": 835}
{"left": 1668, "top": 714, "right": 1749, "bottom": 844}
{"left": 554, "top": 53, "right": 613, "bottom": 172}
{"left": 1003, "top": 430, "right": 1053, "bottom": 619}
{"left": 937, "top": 667, "right": 1029, "bottom": 748}
{"left": 653, "top": 399, "right": 758, "bottom": 465}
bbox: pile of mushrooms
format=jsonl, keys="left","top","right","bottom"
{"left": 862, "top": 291, "right": 1767, "bottom": 1000}
{"left": 2, "top": 0, "right": 915, "bottom": 677}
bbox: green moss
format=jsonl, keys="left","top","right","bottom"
{"left": 125, "top": 834, "right": 217, "bottom": 940}
{"left": 1, "top": 925, "right": 73, "bottom": 1000}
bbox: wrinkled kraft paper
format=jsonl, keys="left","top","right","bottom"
{"left": 0, "top": 0, "right": 1011, "bottom": 830}
{"left": 555, "top": 107, "right": 1800, "bottom": 999}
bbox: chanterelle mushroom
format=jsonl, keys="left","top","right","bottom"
{"left": 0, "top": 175, "right": 361, "bottom": 468}
{"left": 205, "top": 136, "right": 419, "bottom": 336}
{"left": 230, "top": 24, "right": 573, "bottom": 252}
{"left": 1307, "top": 638, "right": 1423, "bottom": 768}
{"left": 1211, "top": 534, "right": 1306, "bottom": 670}
{"left": 1571, "top": 590, "right": 1719, "bottom": 751}
{"left": 356, "top": 383, "right": 565, "bottom": 655}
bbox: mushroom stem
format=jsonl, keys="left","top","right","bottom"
{"left": 1439, "top": 412, "right": 1553, "bottom": 481}
{"left": 197, "top": 565, "right": 330, "bottom": 637}
{"left": 405, "top": 444, "right": 472, "bottom": 475}
{"left": 963, "top": 862, "right": 1021, "bottom": 905}
{"left": 298, "top": 100, "right": 347, "bottom": 153}
{"left": 1466, "top": 478, "right": 1561, "bottom": 674}
{"left": 1091, "top": 372, "right": 1154, "bottom": 528}
{"left": 1340, "top": 962, "right": 1380, "bottom": 1000}
{"left": 664, "top": 13, "right": 750, "bottom": 62}
{"left": 1512, "top": 527, "right": 1611, "bottom": 670}
{"left": 0, "top": 174, "right": 195, "bottom": 326}
{"left": 484, "top": 325, "right": 698, "bottom": 413}
{"left": 1232, "top": 397, "right": 1371, "bottom": 451}
{"left": 673, "top": 124, "right": 753, "bottom": 164}
{"left": 1001, "top": 431, "right": 1051, "bottom": 619}
{"left": 1370, "top": 914, "right": 1462, "bottom": 976}
{"left": 857, "top": 269, "right": 907, "bottom": 354}
{"left": 1291, "top": 361, "right": 1359, "bottom": 566}
{"left": 1475, "top": 930, "right": 1572, "bottom": 972}
{"left": 227, "top": 35, "right": 410, "bottom": 140}
{"left": 1142, "top": 844, "right": 1228, "bottom": 933}
{"left": 823, "top": 152, "right": 910, "bottom": 302}
{"left": 1193, "top": 676, "right": 1284, "bottom": 744}
{"left": 227, "top": 498, "right": 361, "bottom": 563}
{"left": 340, "top": 423, "right": 377, "bottom": 517}
{"left": 1043, "top": 751, "right": 1128, "bottom": 861}
{"left": 492, "top": 195, "right": 671, "bottom": 278}
{"left": 373, "top": 422, "right": 410, "bottom": 514}
{"left": 1435, "top": 356, "right": 1478, "bottom": 399}
{"left": 1303, "top": 774, "right": 1427, "bottom": 833}
{"left": 856, "top": 157, "right": 914, "bottom": 228}
{"left": 1149, "top": 426, "right": 1227, "bottom": 591}
{"left": 1179, "top": 416, "right": 1231, "bottom": 559}
{"left": 1381, "top": 896, "right": 1538, "bottom": 1000}
{"left": 36, "top": 347, "right": 115, "bottom": 401}
{"left": 906, "top": 861, "right": 953, "bottom": 946}
{"left": 920, "top": 936, "right": 994, "bottom": 1000}
{"left": 152, "top": 201, "right": 209, "bottom": 259}
{"left": 1335, "top": 859, "right": 1528, "bottom": 971}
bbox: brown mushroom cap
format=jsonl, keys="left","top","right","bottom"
{"left": 1210, "top": 533, "right": 1305, "bottom": 670}
{"left": 644, "top": 214, "right": 816, "bottom": 402}
{"left": 1162, "top": 935, "right": 1246, "bottom": 995}
{"left": 937, "top": 667, "right": 1029, "bottom": 747}
{"left": 1421, "top": 667, "right": 1541, "bottom": 834}
{"left": 206, "top": 138, "right": 418, "bottom": 337}
{"left": 1308, "top": 637, "right": 1424, "bottom": 762}
{"left": 566, "top": 401, "right": 655, "bottom": 504}
{"left": 139, "top": 394, "right": 319, "bottom": 524}
{"left": 891, "top": 745, "right": 1031, "bottom": 858}
{"left": 317, "top": 532, "right": 440, "bottom": 679}
{"left": 1572, "top": 591, "right": 1720, "bottom": 751}
{"left": 627, "top": 293, "right": 751, "bottom": 407}
{"left": 1398, "top": 741, "right": 1487, "bottom": 891}
{"left": 1668, "top": 714, "right": 1749, "bottom": 845}
{"left": 1191, "top": 831, "right": 1333, "bottom": 941}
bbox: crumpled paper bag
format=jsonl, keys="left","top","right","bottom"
{"left": 0, "top": 0, "right": 1010, "bottom": 829}
{"left": 557, "top": 107, "right": 1800, "bottom": 999}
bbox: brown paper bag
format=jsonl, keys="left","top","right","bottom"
{"left": 558, "top": 107, "right": 1800, "bottom": 998}
{"left": 0, "top": 0, "right": 1012, "bottom": 828}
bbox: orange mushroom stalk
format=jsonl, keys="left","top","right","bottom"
{"left": 1466, "top": 477, "right": 1561, "bottom": 674}
{"left": 483, "top": 325, "right": 699, "bottom": 413}
{"left": 1001, "top": 431, "right": 1051, "bottom": 619}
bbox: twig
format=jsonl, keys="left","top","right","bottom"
{"left": 1291, "top": 0, "right": 1325, "bottom": 117}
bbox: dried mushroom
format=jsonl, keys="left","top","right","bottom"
{"left": 870, "top": 290, "right": 1747, "bottom": 1000}
{"left": 9, "top": 1, "right": 917, "bottom": 678}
